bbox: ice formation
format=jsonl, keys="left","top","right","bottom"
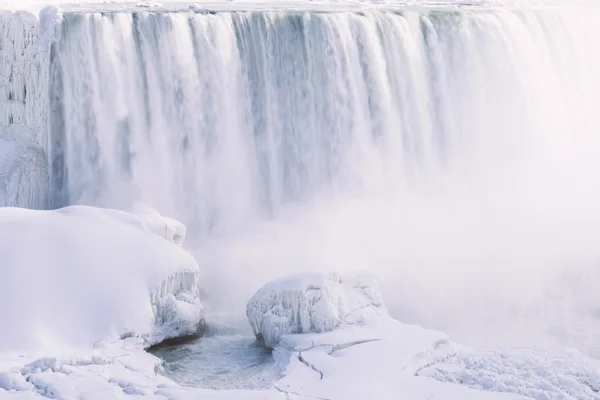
{"left": 0, "top": 126, "right": 47, "bottom": 208}
{"left": 247, "top": 273, "right": 386, "bottom": 348}
{"left": 0, "top": 206, "right": 204, "bottom": 352}
{"left": 133, "top": 203, "right": 187, "bottom": 246}
{"left": 0, "top": 9, "right": 59, "bottom": 209}
{"left": 418, "top": 347, "right": 600, "bottom": 400}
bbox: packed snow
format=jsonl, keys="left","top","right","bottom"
{"left": 247, "top": 273, "right": 386, "bottom": 348}
{"left": 0, "top": 206, "right": 204, "bottom": 353}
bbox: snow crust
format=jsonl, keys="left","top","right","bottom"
{"left": 0, "top": 206, "right": 204, "bottom": 353}
{"left": 247, "top": 273, "right": 386, "bottom": 348}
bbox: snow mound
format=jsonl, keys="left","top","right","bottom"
{"left": 132, "top": 203, "right": 187, "bottom": 246}
{"left": 247, "top": 273, "right": 386, "bottom": 348}
{"left": 0, "top": 206, "right": 204, "bottom": 353}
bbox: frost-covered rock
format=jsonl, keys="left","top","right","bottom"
{"left": 132, "top": 203, "right": 187, "bottom": 246}
{"left": 0, "top": 127, "right": 48, "bottom": 209}
{"left": 247, "top": 273, "right": 387, "bottom": 348}
{"left": 0, "top": 206, "right": 204, "bottom": 352}
{"left": 0, "top": 10, "right": 60, "bottom": 209}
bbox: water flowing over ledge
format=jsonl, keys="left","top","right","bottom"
{"left": 3, "top": 7, "right": 600, "bottom": 233}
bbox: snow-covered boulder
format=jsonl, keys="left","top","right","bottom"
{"left": 132, "top": 203, "right": 187, "bottom": 246}
{"left": 0, "top": 206, "right": 204, "bottom": 352}
{"left": 247, "top": 273, "right": 387, "bottom": 348}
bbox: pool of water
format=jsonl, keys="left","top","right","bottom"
{"left": 150, "top": 315, "right": 282, "bottom": 390}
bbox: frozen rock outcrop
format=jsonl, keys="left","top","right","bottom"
{"left": 0, "top": 9, "right": 60, "bottom": 208}
{"left": 0, "top": 126, "right": 48, "bottom": 208}
{"left": 0, "top": 206, "right": 204, "bottom": 352}
{"left": 247, "top": 273, "right": 387, "bottom": 348}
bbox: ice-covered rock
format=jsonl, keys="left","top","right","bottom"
{"left": 0, "top": 126, "right": 48, "bottom": 208}
{"left": 0, "top": 206, "right": 204, "bottom": 352}
{"left": 0, "top": 10, "right": 60, "bottom": 209}
{"left": 247, "top": 273, "right": 387, "bottom": 348}
{"left": 132, "top": 203, "right": 187, "bottom": 247}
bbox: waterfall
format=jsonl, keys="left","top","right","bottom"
{"left": 43, "top": 9, "right": 600, "bottom": 237}
{"left": 3, "top": 5, "right": 600, "bottom": 348}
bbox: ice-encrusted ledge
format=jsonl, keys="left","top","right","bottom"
{"left": 0, "top": 7, "right": 61, "bottom": 208}
{"left": 0, "top": 206, "right": 205, "bottom": 353}
{"left": 247, "top": 273, "right": 387, "bottom": 348}
{"left": 148, "top": 269, "right": 206, "bottom": 346}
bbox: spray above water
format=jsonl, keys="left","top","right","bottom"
{"left": 43, "top": 8, "right": 600, "bottom": 352}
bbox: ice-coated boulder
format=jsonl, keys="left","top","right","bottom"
{"left": 247, "top": 273, "right": 387, "bottom": 348}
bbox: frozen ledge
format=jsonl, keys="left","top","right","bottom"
{"left": 148, "top": 269, "right": 206, "bottom": 346}
{"left": 247, "top": 273, "right": 387, "bottom": 348}
{"left": 0, "top": 206, "right": 204, "bottom": 353}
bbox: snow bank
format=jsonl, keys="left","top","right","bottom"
{"left": 247, "top": 273, "right": 386, "bottom": 348}
{"left": 0, "top": 206, "right": 204, "bottom": 353}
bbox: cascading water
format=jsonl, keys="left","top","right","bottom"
{"left": 49, "top": 10, "right": 448, "bottom": 234}
{"left": 3, "top": 4, "right": 600, "bottom": 358}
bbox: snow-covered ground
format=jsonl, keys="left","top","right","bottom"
{"left": 0, "top": 225, "right": 533, "bottom": 400}
{"left": 0, "top": 212, "right": 597, "bottom": 400}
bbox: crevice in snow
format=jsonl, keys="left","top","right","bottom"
{"left": 328, "top": 338, "right": 381, "bottom": 355}
{"left": 297, "top": 352, "right": 324, "bottom": 380}
{"left": 24, "top": 376, "right": 56, "bottom": 399}
{"left": 286, "top": 338, "right": 382, "bottom": 385}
